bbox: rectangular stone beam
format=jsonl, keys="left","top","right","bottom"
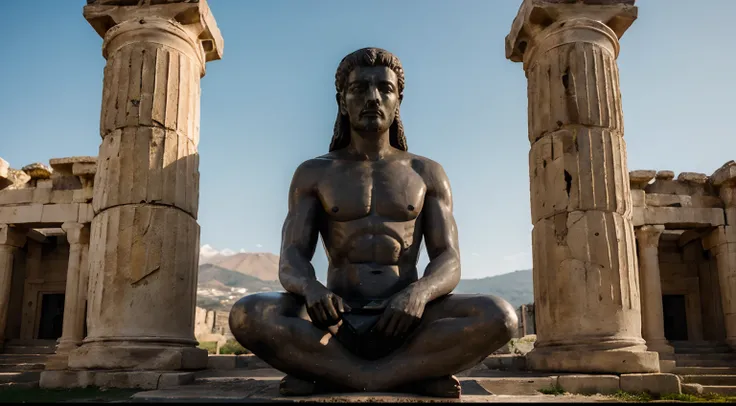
{"left": 633, "top": 207, "right": 725, "bottom": 228}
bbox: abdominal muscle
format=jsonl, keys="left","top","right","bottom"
{"left": 326, "top": 234, "right": 418, "bottom": 301}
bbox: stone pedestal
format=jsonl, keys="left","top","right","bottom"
{"left": 635, "top": 225, "right": 674, "bottom": 355}
{"left": 703, "top": 161, "right": 736, "bottom": 348}
{"left": 0, "top": 225, "right": 26, "bottom": 347}
{"left": 68, "top": 0, "right": 222, "bottom": 371}
{"left": 506, "top": 0, "right": 659, "bottom": 373}
{"left": 46, "top": 223, "right": 90, "bottom": 370}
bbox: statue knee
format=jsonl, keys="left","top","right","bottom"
{"left": 474, "top": 295, "right": 519, "bottom": 344}
{"left": 228, "top": 295, "right": 269, "bottom": 346}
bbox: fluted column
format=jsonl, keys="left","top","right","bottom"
{"left": 46, "top": 223, "right": 90, "bottom": 370}
{"left": 704, "top": 161, "right": 736, "bottom": 348}
{"left": 0, "top": 225, "right": 26, "bottom": 347}
{"left": 506, "top": 0, "right": 659, "bottom": 373}
{"left": 635, "top": 225, "right": 674, "bottom": 355}
{"left": 69, "top": 0, "right": 223, "bottom": 371}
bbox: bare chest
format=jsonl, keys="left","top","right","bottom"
{"left": 317, "top": 161, "right": 426, "bottom": 221}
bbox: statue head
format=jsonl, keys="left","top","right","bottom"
{"left": 329, "top": 48, "right": 407, "bottom": 152}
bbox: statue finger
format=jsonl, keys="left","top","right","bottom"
{"left": 311, "top": 303, "right": 328, "bottom": 325}
{"left": 384, "top": 313, "right": 401, "bottom": 336}
{"left": 323, "top": 297, "right": 340, "bottom": 321}
{"left": 375, "top": 309, "right": 393, "bottom": 332}
{"left": 332, "top": 296, "right": 345, "bottom": 313}
{"left": 395, "top": 316, "right": 413, "bottom": 336}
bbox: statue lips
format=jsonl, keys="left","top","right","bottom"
{"left": 360, "top": 108, "right": 383, "bottom": 118}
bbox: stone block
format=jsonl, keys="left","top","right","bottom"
{"left": 156, "top": 372, "right": 196, "bottom": 389}
{"left": 0, "top": 189, "right": 34, "bottom": 205}
{"left": 620, "top": 373, "right": 681, "bottom": 396}
{"left": 678, "top": 172, "right": 708, "bottom": 185}
{"left": 527, "top": 349, "right": 660, "bottom": 374}
{"left": 73, "top": 188, "right": 94, "bottom": 203}
{"left": 32, "top": 188, "right": 52, "bottom": 204}
{"left": 630, "top": 170, "right": 656, "bottom": 189}
{"left": 22, "top": 163, "right": 52, "bottom": 180}
{"left": 72, "top": 162, "right": 96, "bottom": 177}
{"left": 50, "top": 190, "right": 75, "bottom": 204}
{"left": 94, "top": 371, "right": 162, "bottom": 389}
{"left": 483, "top": 355, "right": 528, "bottom": 371}
{"left": 711, "top": 160, "right": 736, "bottom": 187}
{"left": 39, "top": 370, "right": 95, "bottom": 389}
{"left": 68, "top": 344, "right": 208, "bottom": 371}
{"left": 633, "top": 207, "right": 725, "bottom": 228}
{"left": 656, "top": 171, "right": 675, "bottom": 181}
{"left": 235, "top": 354, "right": 271, "bottom": 370}
{"left": 631, "top": 189, "right": 645, "bottom": 207}
{"left": 41, "top": 203, "right": 79, "bottom": 223}
{"left": 207, "top": 355, "right": 236, "bottom": 370}
{"left": 682, "top": 383, "right": 703, "bottom": 395}
{"left": 0, "top": 158, "right": 10, "bottom": 190}
{"left": 475, "top": 376, "right": 559, "bottom": 396}
{"left": 0, "top": 204, "right": 43, "bottom": 224}
{"left": 558, "top": 375, "right": 620, "bottom": 395}
{"left": 36, "top": 179, "right": 53, "bottom": 189}
{"left": 78, "top": 204, "right": 93, "bottom": 223}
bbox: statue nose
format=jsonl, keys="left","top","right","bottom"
{"left": 367, "top": 86, "right": 380, "bottom": 102}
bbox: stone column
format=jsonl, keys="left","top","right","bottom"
{"left": 703, "top": 161, "right": 736, "bottom": 348}
{"left": 506, "top": 0, "right": 659, "bottom": 373}
{"left": 69, "top": 0, "right": 223, "bottom": 370}
{"left": 635, "top": 225, "right": 674, "bottom": 355}
{"left": 46, "top": 223, "right": 90, "bottom": 370}
{"left": 0, "top": 225, "right": 26, "bottom": 347}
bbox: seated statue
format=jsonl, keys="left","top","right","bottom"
{"left": 229, "top": 47, "right": 518, "bottom": 398}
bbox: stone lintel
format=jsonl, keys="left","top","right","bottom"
{"left": 83, "top": 0, "right": 223, "bottom": 62}
{"left": 506, "top": 0, "right": 637, "bottom": 62}
{"left": 633, "top": 207, "right": 725, "bottom": 228}
{"left": 0, "top": 224, "right": 27, "bottom": 248}
{"left": 711, "top": 160, "right": 736, "bottom": 187}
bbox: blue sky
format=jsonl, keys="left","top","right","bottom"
{"left": 2, "top": 0, "right": 735, "bottom": 280}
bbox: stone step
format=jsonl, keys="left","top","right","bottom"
{"left": 676, "top": 359, "right": 736, "bottom": 367}
{"left": 702, "top": 385, "right": 736, "bottom": 396}
{"left": 682, "top": 375, "right": 736, "bottom": 386}
{"left": 675, "top": 353, "right": 736, "bottom": 361}
{"left": 673, "top": 366, "right": 736, "bottom": 375}
{"left": 0, "top": 381, "right": 39, "bottom": 390}
{"left": 0, "top": 371, "right": 41, "bottom": 384}
{"left": 0, "top": 362, "right": 46, "bottom": 372}
{"left": 675, "top": 347, "right": 732, "bottom": 354}
{"left": 3, "top": 345, "right": 56, "bottom": 355}
{"left": 5, "top": 339, "right": 56, "bottom": 347}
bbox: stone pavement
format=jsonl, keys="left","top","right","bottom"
{"left": 129, "top": 372, "right": 620, "bottom": 403}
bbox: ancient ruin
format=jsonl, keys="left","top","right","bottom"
{"left": 0, "top": 0, "right": 734, "bottom": 399}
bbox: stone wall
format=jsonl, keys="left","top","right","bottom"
{"left": 194, "top": 306, "right": 232, "bottom": 343}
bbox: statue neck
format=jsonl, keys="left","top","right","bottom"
{"left": 347, "top": 129, "right": 393, "bottom": 161}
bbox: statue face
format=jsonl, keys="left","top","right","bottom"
{"left": 340, "top": 66, "right": 400, "bottom": 135}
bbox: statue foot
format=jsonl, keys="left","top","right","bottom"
{"left": 394, "top": 375, "right": 461, "bottom": 398}
{"left": 279, "top": 375, "right": 354, "bottom": 396}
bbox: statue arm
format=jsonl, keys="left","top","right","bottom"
{"left": 415, "top": 161, "right": 461, "bottom": 301}
{"left": 278, "top": 161, "right": 325, "bottom": 297}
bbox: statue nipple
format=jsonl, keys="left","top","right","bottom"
{"left": 407, "top": 205, "right": 415, "bottom": 211}
{"left": 332, "top": 206, "right": 339, "bottom": 213}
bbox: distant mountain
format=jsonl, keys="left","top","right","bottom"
{"left": 200, "top": 252, "right": 279, "bottom": 281}
{"left": 454, "top": 269, "right": 533, "bottom": 308}
{"left": 199, "top": 264, "right": 282, "bottom": 291}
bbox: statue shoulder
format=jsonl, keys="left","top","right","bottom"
{"left": 408, "top": 154, "right": 450, "bottom": 186}
{"left": 290, "top": 156, "right": 333, "bottom": 189}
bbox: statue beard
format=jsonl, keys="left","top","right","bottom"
{"left": 350, "top": 116, "right": 393, "bottom": 136}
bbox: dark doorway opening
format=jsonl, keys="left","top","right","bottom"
{"left": 663, "top": 294, "right": 688, "bottom": 341}
{"left": 37, "top": 293, "right": 65, "bottom": 340}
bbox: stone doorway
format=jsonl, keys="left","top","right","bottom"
{"left": 663, "top": 294, "right": 688, "bottom": 341}
{"left": 37, "top": 293, "right": 65, "bottom": 340}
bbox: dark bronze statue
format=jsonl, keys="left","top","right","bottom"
{"left": 229, "top": 48, "right": 518, "bottom": 398}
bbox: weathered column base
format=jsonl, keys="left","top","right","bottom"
{"left": 68, "top": 341, "right": 207, "bottom": 371}
{"left": 39, "top": 369, "right": 196, "bottom": 390}
{"left": 44, "top": 339, "right": 82, "bottom": 370}
{"left": 646, "top": 339, "right": 675, "bottom": 355}
{"left": 527, "top": 348, "right": 660, "bottom": 374}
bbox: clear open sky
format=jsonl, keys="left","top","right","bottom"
{"left": 2, "top": 0, "right": 734, "bottom": 279}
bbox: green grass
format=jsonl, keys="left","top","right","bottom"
{"left": 197, "top": 340, "right": 218, "bottom": 354}
{"left": 219, "top": 339, "right": 250, "bottom": 355}
{"left": 611, "top": 390, "right": 736, "bottom": 403}
{"left": 538, "top": 385, "right": 565, "bottom": 396}
{"left": 0, "top": 386, "right": 138, "bottom": 403}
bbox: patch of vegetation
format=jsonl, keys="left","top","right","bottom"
{"left": 219, "top": 339, "right": 250, "bottom": 355}
{"left": 198, "top": 341, "right": 218, "bottom": 354}
{"left": 0, "top": 387, "right": 138, "bottom": 403}
{"left": 538, "top": 385, "right": 565, "bottom": 396}
{"left": 661, "top": 392, "right": 736, "bottom": 403}
{"left": 613, "top": 390, "right": 653, "bottom": 402}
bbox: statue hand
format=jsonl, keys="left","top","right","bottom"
{"left": 304, "top": 284, "right": 350, "bottom": 328}
{"left": 375, "top": 284, "right": 430, "bottom": 337}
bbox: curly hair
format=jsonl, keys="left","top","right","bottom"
{"left": 329, "top": 48, "right": 408, "bottom": 152}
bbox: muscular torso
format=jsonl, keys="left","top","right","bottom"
{"left": 315, "top": 154, "right": 428, "bottom": 301}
